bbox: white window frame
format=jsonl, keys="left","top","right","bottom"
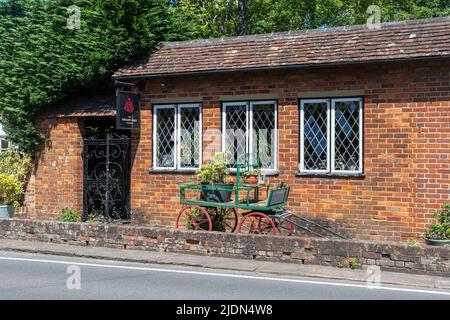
{"left": 300, "top": 99, "right": 331, "bottom": 174}
{"left": 222, "top": 100, "right": 278, "bottom": 174}
{"left": 153, "top": 103, "right": 202, "bottom": 171}
{"left": 299, "top": 97, "right": 363, "bottom": 175}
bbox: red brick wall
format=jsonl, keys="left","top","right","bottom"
{"left": 26, "top": 60, "right": 450, "bottom": 241}
{"left": 23, "top": 118, "right": 84, "bottom": 220}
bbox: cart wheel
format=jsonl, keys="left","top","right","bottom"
{"left": 216, "top": 208, "right": 238, "bottom": 233}
{"left": 276, "top": 219, "right": 295, "bottom": 236}
{"left": 237, "top": 212, "right": 277, "bottom": 236}
{"left": 175, "top": 206, "right": 212, "bottom": 231}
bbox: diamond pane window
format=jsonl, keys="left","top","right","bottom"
{"left": 153, "top": 104, "right": 202, "bottom": 170}
{"left": 224, "top": 103, "right": 247, "bottom": 167}
{"left": 179, "top": 106, "right": 201, "bottom": 168}
{"left": 333, "top": 99, "right": 362, "bottom": 172}
{"left": 223, "top": 101, "right": 277, "bottom": 171}
{"left": 252, "top": 103, "right": 276, "bottom": 169}
{"left": 301, "top": 101, "right": 329, "bottom": 172}
{"left": 300, "top": 98, "right": 363, "bottom": 175}
{"left": 155, "top": 107, "right": 176, "bottom": 168}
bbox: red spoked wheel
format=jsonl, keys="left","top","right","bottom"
{"left": 237, "top": 212, "right": 277, "bottom": 235}
{"left": 276, "top": 219, "right": 295, "bottom": 236}
{"left": 175, "top": 206, "right": 212, "bottom": 231}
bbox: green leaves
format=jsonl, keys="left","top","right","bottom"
{"left": 196, "top": 152, "right": 230, "bottom": 183}
{"left": 56, "top": 207, "right": 80, "bottom": 222}
{"left": 0, "top": 149, "right": 32, "bottom": 207}
{"left": 424, "top": 203, "right": 450, "bottom": 240}
{"left": 0, "top": 173, "right": 22, "bottom": 207}
{"left": 1, "top": 0, "right": 449, "bottom": 153}
{"left": 0, "top": 0, "right": 184, "bottom": 153}
{"left": 175, "top": 0, "right": 450, "bottom": 37}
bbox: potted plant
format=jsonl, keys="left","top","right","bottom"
{"left": 196, "top": 153, "right": 233, "bottom": 203}
{"left": 0, "top": 173, "right": 22, "bottom": 218}
{"left": 243, "top": 168, "right": 261, "bottom": 185}
{"left": 423, "top": 203, "right": 450, "bottom": 246}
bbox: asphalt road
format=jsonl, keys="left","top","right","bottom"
{"left": 0, "top": 251, "right": 448, "bottom": 300}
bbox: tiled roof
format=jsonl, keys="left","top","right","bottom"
{"left": 40, "top": 94, "right": 115, "bottom": 118}
{"left": 114, "top": 16, "right": 450, "bottom": 79}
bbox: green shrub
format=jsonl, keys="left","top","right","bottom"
{"left": 0, "top": 150, "right": 32, "bottom": 207}
{"left": 86, "top": 213, "right": 107, "bottom": 224}
{"left": 348, "top": 258, "right": 358, "bottom": 270}
{"left": 424, "top": 203, "right": 450, "bottom": 240}
{"left": 56, "top": 207, "right": 80, "bottom": 222}
{"left": 196, "top": 152, "right": 230, "bottom": 183}
{"left": 0, "top": 174, "right": 22, "bottom": 207}
{"left": 0, "top": 150, "right": 32, "bottom": 185}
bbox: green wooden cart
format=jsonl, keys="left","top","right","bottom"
{"left": 175, "top": 154, "right": 295, "bottom": 235}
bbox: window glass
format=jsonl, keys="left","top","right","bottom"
{"left": 179, "top": 106, "right": 201, "bottom": 168}
{"left": 224, "top": 104, "right": 247, "bottom": 168}
{"left": 300, "top": 98, "right": 363, "bottom": 174}
{"left": 334, "top": 100, "right": 361, "bottom": 172}
{"left": 252, "top": 103, "right": 276, "bottom": 169}
{"left": 155, "top": 107, "right": 176, "bottom": 168}
{"left": 303, "top": 101, "right": 328, "bottom": 171}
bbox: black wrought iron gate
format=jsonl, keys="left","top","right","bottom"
{"left": 83, "top": 132, "right": 131, "bottom": 221}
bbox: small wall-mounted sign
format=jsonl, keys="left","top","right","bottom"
{"left": 116, "top": 90, "right": 140, "bottom": 130}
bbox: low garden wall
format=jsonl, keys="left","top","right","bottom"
{"left": 0, "top": 218, "right": 449, "bottom": 276}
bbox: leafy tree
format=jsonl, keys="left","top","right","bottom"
{"left": 1, "top": 0, "right": 448, "bottom": 153}
{"left": 175, "top": 0, "right": 450, "bottom": 37}
{"left": 0, "top": 0, "right": 192, "bottom": 153}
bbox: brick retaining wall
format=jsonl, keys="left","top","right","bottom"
{"left": 0, "top": 219, "right": 449, "bottom": 276}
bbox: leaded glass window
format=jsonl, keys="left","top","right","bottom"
{"left": 300, "top": 97, "right": 363, "bottom": 174}
{"left": 179, "top": 106, "right": 201, "bottom": 168}
{"left": 224, "top": 103, "right": 247, "bottom": 167}
{"left": 301, "top": 100, "right": 329, "bottom": 172}
{"left": 222, "top": 101, "right": 277, "bottom": 172}
{"left": 153, "top": 104, "right": 201, "bottom": 170}
{"left": 333, "top": 99, "right": 361, "bottom": 172}
{"left": 252, "top": 103, "right": 276, "bottom": 170}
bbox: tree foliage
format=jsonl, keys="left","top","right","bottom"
{"left": 0, "top": 0, "right": 449, "bottom": 153}
{"left": 175, "top": 0, "right": 450, "bottom": 37}
{"left": 0, "top": 0, "right": 194, "bottom": 153}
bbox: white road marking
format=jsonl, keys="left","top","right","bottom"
{"left": 0, "top": 255, "right": 449, "bottom": 296}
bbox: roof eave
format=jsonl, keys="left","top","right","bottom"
{"left": 113, "top": 55, "right": 450, "bottom": 81}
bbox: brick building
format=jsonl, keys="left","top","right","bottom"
{"left": 23, "top": 17, "right": 450, "bottom": 241}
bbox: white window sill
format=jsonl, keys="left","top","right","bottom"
{"left": 148, "top": 168, "right": 199, "bottom": 174}
{"left": 295, "top": 171, "right": 365, "bottom": 178}
{"left": 230, "top": 169, "right": 279, "bottom": 176}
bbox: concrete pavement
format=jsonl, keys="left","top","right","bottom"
{"left": 0, "top": 239, "right": 449, "bottom": 291}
